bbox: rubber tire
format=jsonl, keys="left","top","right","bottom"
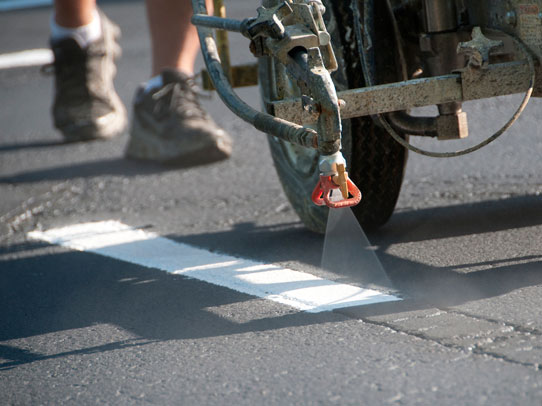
{"left": 260, "top": 0, "right": 407, "bottom": 233}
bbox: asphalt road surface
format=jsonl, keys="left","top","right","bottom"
{"left": 1, "top": 1, "right": 542, "bottom": 404}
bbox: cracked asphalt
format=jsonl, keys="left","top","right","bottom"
{"left": 1, "top": 0, "right": 542, "bottom": 404}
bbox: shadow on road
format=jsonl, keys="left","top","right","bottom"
{"left": 346, "top": 194, "right": 542, "bottom": 317}
{"left": 168, "top": 193, "right": 542, "bottom": 316}
{"left": 2, "top": 194, "right": 542, "bottom": 369}
{"left": 0, "top": 140, "right": 67, "bottom": 152}
{"left": 0, "top": 157, "right": 225, "bottom": 183}
{"left": 0, "top": 242, "right": 340, "bottom": 370}
{"left": 374, "top": 193, "right": 542, "bottom": 244}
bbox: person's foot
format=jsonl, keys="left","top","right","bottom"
{"left": 125, "top": 69, "right": 232, "bottom": 166}
{"left": 50, "top": 12, "right": 127, "bottom": 141}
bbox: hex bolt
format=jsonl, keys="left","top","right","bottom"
{"left": 318, "top": 31, "right": 331, "bottom": 46}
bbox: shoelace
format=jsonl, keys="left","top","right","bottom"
{"left": 151, "top": 78, "right": 209, "bottom": 120}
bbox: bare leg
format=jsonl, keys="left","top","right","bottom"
{"left": 145, "top": 0, "right": 213, "bottom": 76}
{"left": 54, "top": 0, "right": 96, "bottom": 27}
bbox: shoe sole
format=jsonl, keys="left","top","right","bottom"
{"left": 125, "top": 116, "right": 232, "bottom": 167}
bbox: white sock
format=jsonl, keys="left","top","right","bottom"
{"left": 50, "top": 9, "right": 102, "bottom": 48}
{"left": 143, "top": 75, "right": 164, "bottom": 93}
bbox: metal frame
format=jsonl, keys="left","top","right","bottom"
{"left": 272, "top": 60, "right": 533, "bottom": 125}
{"left": 191, "top": 0, "right": 540, "bottom": 208}
{"left": 193, "top": 0, "right": 540, "bottom": 140}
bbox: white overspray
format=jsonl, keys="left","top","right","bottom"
{"left": 321, "top": 208, "right": 394, "bottom": 292}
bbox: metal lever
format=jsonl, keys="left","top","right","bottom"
{"left": 457, "top": 27, "right": 504, "bottom": 68}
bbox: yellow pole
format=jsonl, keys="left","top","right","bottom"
{"left": 213, "top": 0, "right": 232, "bottom": 82}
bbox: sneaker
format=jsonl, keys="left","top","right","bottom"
{"left": 125, "top": 69, "right": 232, "bottom": 166}
{"left": 50, "top": 11, "right": 127, "bottom": 141}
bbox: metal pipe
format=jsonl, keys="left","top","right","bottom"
{"left": 423, "top": 0, "right": 457, "bottom": 33}
{"left": 191, "top": 14, "right": 246, "bottom": 34}
{"left": 387, "top": 111, "right": 438, "bottom": 137}
{"left": 191, "top": 0, "right": 319, "bottom": 149}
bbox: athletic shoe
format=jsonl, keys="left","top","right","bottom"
{"left": 50, "top": 12, "right": 127, "bottom": 141}
{"left": 125, "top": 69, "right": 232, "bottom": 166}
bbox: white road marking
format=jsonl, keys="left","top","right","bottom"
{"left": 28, "top": 221, "right": 401, "bottom": 313}
{"left": 0, "top": 0, "right": 52, "bottom": 12}
{"left": 0, "top": 49, "right": 53, "bottom": 69}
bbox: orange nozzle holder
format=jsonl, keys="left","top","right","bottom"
{"left": 311, "top": 175, "right": 362, "bottom": 209}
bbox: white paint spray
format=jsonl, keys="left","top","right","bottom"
{"left": 322, "top": 208, "right": 394, "bottom": 291}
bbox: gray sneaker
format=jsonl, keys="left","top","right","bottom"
{"left": 125, "top": 69, "right": 232, "bottom": 166}
{"left": 50, "top": 12, "right": 127, "bottom": 141}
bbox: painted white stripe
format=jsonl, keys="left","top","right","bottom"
{"left": 28, "top": 221, "right": 401, "bottom": 313}
{"left": 0, "top": 0, "right": 52, "bottom": 12}
{"left": 0, "top": 49, "right": 53, "bottom": 69}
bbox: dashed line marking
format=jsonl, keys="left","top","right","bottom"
{"left": 28, "top": 220, "right": 401, "bottom": 313}
{"left": 0, "top": 49, "right": 53, "bottom": 69}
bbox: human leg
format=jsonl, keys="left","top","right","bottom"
{"left": 50, "top": 0, "right": 127, "bottom": 141}
{"left": 125, "top": 0, "right": 232, "bottom": 166}
{"left": 145, "top": 0, "right": 212, "bottom": 76}
{"left": 53, "top": 0, "right": 95, "bottom": 28}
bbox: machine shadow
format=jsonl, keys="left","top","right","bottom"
{"left": 171, "top": 193, "right": 542, "bottom": 314}
{"left": 2, "top": 194, "right": 542, "bottom": 368}
{"left": 0, "top": 140, "right": 67, "bottom": 152}
{"left": 339, "top": 255, "right": 542, "bottom": 319}
{"left": 0, "top": 245, "right": 340, "bottom": 370}
{"left": 373, "top": 193, "right": 542, "bottom": 244}
{"left": 346, "top": 193, "right": 542, "bottom": 316}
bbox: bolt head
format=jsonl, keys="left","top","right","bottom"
{"left": 437, "top": 112, "right": 469, "bottom": 140}
{"left": 318, "top": 31, "right": 331, "bottom": 46}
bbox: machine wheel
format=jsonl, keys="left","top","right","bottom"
{"left": 259, "top": 0, "right": 407, "bottom": 233}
